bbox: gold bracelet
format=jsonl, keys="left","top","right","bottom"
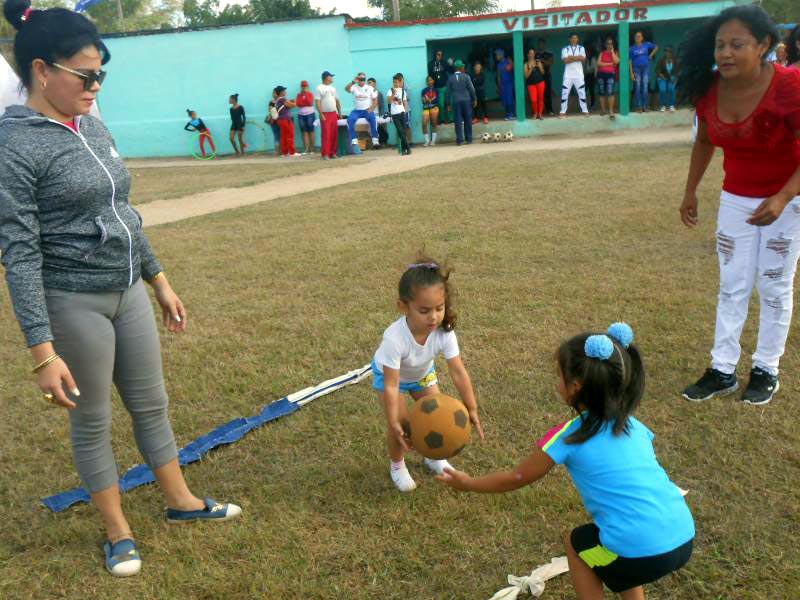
{"left": 147, "top": 272, "right": 164, "bottom": 284}
{"left": 32, "top": 353, "right": 60, "bottom": 374}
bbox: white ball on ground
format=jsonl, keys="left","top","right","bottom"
{"left": 493, "top": 132, "right": 502, "bottom": 142}
{"left": 481, "top": 132, "right": 491, "bottom": 143}
{"left": 505, "top": 131, "right": 514, "bottom": 142}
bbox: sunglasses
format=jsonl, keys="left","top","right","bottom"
{"left": 50, "top": 62, "right": 107, "bottom": 91}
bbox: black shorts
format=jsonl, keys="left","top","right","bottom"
{"left": 571, "top": 523, "right": 693, "bottom": 593}
{"left": 230, "top": 125, "right": 245, "bottom": 131}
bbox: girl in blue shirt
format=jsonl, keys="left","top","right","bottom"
{"left": 438, "top": 323, "right": 694, "bottom": 599}
{"left": 629, "top": 31, "right": 658, "bottom": 112}
{"left": 184, "top": 109, "right": 216, "bottom": 158}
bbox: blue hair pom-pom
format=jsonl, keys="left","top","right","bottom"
{"left": 585, "top": 335, "right": 614, "bottom": 360}
{"left": 607, "top": 322, "right": 634, "bottom": 348}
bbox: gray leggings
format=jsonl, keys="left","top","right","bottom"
{"left": 45, "top": 279, "right": 178, "bottom": 493}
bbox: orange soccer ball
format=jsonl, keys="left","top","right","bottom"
{"left": 408, "top": 393, "right": 471, "bottom": 460}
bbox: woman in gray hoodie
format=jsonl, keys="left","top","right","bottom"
{"left": 0, "top": 0, "right": 241, "bottom": 576}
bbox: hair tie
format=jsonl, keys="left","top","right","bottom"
{"left": 607, "top": 322, "right": 634, "bottom": 348}
{"left": 585, "top": 335, "right": 614, "bottom": 360}
{"left": 21, "top": 7, "right": 34, "bottom": 22}
{"left": 407, "top": 262, "right": 439, "bottom": 270}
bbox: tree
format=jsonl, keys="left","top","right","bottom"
{"left": 366, "top": 0, "right": 498, "bottom": 21}
{"left": 183, "top": 0, "right": 253, "bottom": 27}
{"left": 248, "top": 0, "right": 328, "bottom": 21}
{"left": 86, "top": 0, "right": 182, "bottom": 33}
{"left": 759, "top": 0, "right": 800, "bottom": 25}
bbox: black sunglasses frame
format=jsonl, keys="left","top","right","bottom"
{"left": 49, "top": 62, "right": 107, "bottom": 91}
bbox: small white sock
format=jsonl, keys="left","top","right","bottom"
{"left": 424, "top": 458, "right": 452, "bottom": 476}
{"left": 390, "top": 462, "right": 417, "bottom": 492}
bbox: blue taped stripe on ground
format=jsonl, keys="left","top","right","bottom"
{"left": 42, "top": 396, "right": 298, "bottom": 512}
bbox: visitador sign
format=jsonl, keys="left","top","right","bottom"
{"left": 502, "top": 7, "right": 649, "bottom": 31}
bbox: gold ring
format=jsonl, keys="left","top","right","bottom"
{"left": 43, "top": 393, "right": 54, "bottom": 402}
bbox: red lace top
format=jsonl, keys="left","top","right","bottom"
{"left": 696, "top": 64, "right": 800, "bottom": 198}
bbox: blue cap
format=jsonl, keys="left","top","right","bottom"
{"left": 321, "top": 70, "right": 334, "bottom": 80}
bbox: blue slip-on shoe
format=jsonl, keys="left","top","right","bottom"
{"left": 351, "top": 143, "right": 362, "bottom": 155}
{"left": 166, "top": 497, "right": 242, "bottom": 524}
{"left": 103, "top": 538, "right": 142, "bottom": 577}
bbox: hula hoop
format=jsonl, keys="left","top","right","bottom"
{"left": 188, "top": 131, "right": 217, "bottom": 160}
{"left": 245, "top": 119, "right": 269, "bottom": 152}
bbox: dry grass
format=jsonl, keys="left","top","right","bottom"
{"left": 1, "top": 144, "right": 799, "bottom": 599}
{"left": 128, "top": 159, "right": 360, "bottom": 205}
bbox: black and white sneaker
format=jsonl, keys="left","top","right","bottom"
{"left": 682, "top": 368, "right": 738, "bottom": 402}
{"left": 741, "top": 367, "right": 779, "bottom": 406}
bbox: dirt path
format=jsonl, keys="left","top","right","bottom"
{"left": 138, "top": 128, "right": 690, "bottom": 227}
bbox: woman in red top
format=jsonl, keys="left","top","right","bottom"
{"left": 295, "top": 80, "right": 316, "bottom": 154}
{"left": 679, "top": 5, "right": 800, "bottom": 406}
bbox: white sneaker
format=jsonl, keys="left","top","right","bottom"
{"left": 669, "top": 106, "right": 676, "bottom": 112}
{"left": 660, "top": 106, "right": 666, "bottom": 112}
{"left": 290, "top": 153, "right": 302, "bottom": 157}
{"left": 423, "top": 139, "right": 430, "bottom": 147}
{"left": 390, "top": 466, "right": 417, "bottom": 492}
{"left": 424, "top": 458, "right": 452, "bottom": 476}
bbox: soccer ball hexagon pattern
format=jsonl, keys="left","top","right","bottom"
{"left": 481, "top": 132, "right": 491, "bottom": 143}
{"left": 505, "top": 131, "right": 514, "bottom": 142}
{"left": 408, "top": 393, "right": 471, "bottom": 459}
{"left": 493, "top": 132, "right": 502, "bottom": 142}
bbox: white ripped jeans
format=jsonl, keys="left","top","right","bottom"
{"left": 711, "top": 191, "right": 800, "bottom": 376}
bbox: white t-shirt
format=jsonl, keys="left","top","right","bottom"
{"left": 561, "top": 45, "right": 586, "bottom": 80}
{"left": 1, "top": 54, "right": 26, "bottom": 114}
{"left": 351, "top": 83, "right": 377, "bottom": 111}
{"left": 374, "top": 316, "right": 460, "bottom": 383}
{"left": 387, "top": 87, "right": 407, "bottom": 115}
{"left": 316, "top": 84, "right": 339, "bottom": 113}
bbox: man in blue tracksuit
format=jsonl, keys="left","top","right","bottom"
{"left": 446, "top": 60, "right": 476, "bottom": 145}
{"left": 495, "top": 48, "right": 515, "bottom": 120}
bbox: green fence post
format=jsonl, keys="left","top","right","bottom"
{"left": 618, "top": 21, "right": 630, "bottom": 116}
{"left": 513, "top": 30, "right": 526, "bottom": 122}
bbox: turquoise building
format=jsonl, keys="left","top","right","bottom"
{"left": 98, "top": 0, "right": 747, "bottom": 157}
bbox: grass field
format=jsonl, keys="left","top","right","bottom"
{"left": 129, "top": 159, "right": 361, "bottom": 204}
{"left": 1, "top": 143, "right": 799, "bottom": 599}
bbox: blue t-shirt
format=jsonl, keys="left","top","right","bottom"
{"left": 540, "top": 415, "right": 694, "bottom": 558}
{"left": 630, "top": 42, "right": 656, "bottom": 69}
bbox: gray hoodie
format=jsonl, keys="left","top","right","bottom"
{"left": 0, "top": 105, "right": 161, "bottom": 347}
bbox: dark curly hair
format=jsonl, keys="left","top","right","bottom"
{"left": 3, "top": 0, "right": 110, "bottom": 89}
{"left": 398, "top": 254, "right": 456, "bottom": 332}
{"left": 677, "top": 5, "right": 779, "bottom": 105}
{"left": 557, "top": 332, "right": 645, "bottom": 445}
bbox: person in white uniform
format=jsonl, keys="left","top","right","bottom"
{"left": 560, "top": 32, "right": 589, "bottom": 117}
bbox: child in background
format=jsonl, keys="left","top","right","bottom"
{"left": 438, "top": 323, "right": 694, "bottom": 599}
{"left": 228, "top": 93, "right": 247, "bottom": 155}
{"left": 471, "top": 62, "right": 488, "bottom": 124}
{"left": 372, "top": 258, "right": 484, "bottom": 493}
{"left": 295, "top": 80, "right": 316, "bottom": 154}
{"left": 184, "top": 109, "right": 216, "bottom": 158}
{"left": 274, "top": 86, "right": 300, "bottom": 157}
{"left": 421, "top": 76, "right": 440, "bottom": 146}
{"left": 267, "top": 90, "right": 281, "bottom": 157}
{"left": 388, "top": 73, "right": 411, "bottom": 155}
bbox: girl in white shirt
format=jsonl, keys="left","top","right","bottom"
{"left": 372, "top": 258, "right": 485, "bottom": 492}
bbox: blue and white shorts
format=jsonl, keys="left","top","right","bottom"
{"left": 371, "top": 360, "right": 438, "bottom": 393}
